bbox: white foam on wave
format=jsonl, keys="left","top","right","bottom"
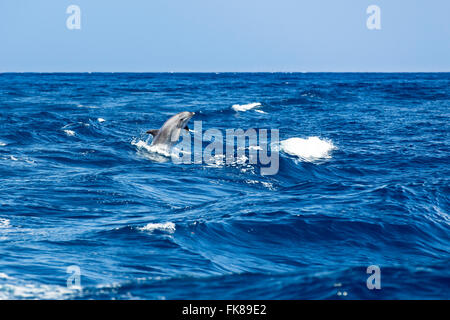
{"left": 245, "top": 179, "right": 275, "bottom": 190}
{"left": 64, "top": 130, "right": 76, "bottom": 137}
{"left": 203, "top": 154, "right": 225, "bottom": 167}
{"left": 0, "top": 142, "right": 6, "bottom": 147}
{"left": 1, "top": 155, "right": 35, "bottom": 165}
{"left": 137, "top": 222, "right": 176, "bottom": 233}
{"left": 0, "top": 271, "right": 79, "bottom": 299}
{"left": 97, "top": 118, "right": 106, "bottom": 123}
{"left": 132, "top": 138, "right": 192, "bottom": 164}
{"left": 280, "top": 137, "right": 336, "bottom": 162}
{"left": 132, "top": 138, "right": 255, "bottom": 174}
{"left": 131, "top": 139, "right": 171, "bottom": 158}
{"left": 77, "top": 104, "right": 99, "bottom": 109}
{"left": 203, "top": 153, "right": 256, "bottom": 173}
{"left": 0, "top": 218, "right": 10, "bottom": 228}
{"left": 0, "top": 273, "right": 10, "bottom": 280}
{"left": 232, "top": 102, "right": 262, "bottom": 112}
{"left": 0, "top": 282, "right": 76, "bottom": 300}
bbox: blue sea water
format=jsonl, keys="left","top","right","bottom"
{"left": 0, "top": 73, "right": 448, "bottom": 299}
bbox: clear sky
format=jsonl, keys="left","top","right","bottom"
{"left": 1, "top": 0, "right": 449, "bottom": 72}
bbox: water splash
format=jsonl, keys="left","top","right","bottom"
{"left": 280, "top": 137, "right": 336, "bottom": 162}
{"left": 137, "top": 222, "right": 176, "bottom": 233}
{"left": 232, "top": 102, "right": 262, "bottom": 112}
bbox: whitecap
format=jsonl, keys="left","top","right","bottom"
{"left": 0, "top": 218, "right": 10, "bottom": 228}
{"left": 0, "top": 273, "right": 10, "bottom": 280}
{"left": 137, "top": 222, "right": 176, "bottom": 233}
{"left": 0, "top": 273, "right": 80, "bottom": 299}
{"left": 261, "top": 181, "right": 274, "bottom": 189}
{"left": 64, "top": 130, "right": 76, "bottom": 137}
{"left": 0, "top": 283, "right": 77, "bottom": 300}
{"left": 204, "top": 154, "right": 225, "bottom": 167}
{"left": 245, "top": 180, "right": 275, "bottom": 190}
{"left": 131, "top": 139, "right": 171, "bottom": 158}
{"left": 77, "top": 104, "right": 99, "bottom": 109}
{"left": 97, "top": 118, "right": 106, "bottom": 123}
{"left": 235, "top": 154, "right": 249, "bottom": 165}
{"left": 0, "top": 142, "right": 6, "bottom": 147}
{"left": 232, "top": 102, "right": 262, "bottom": 112}
{"left": 280, "top": 136, "right": 336, "bottom": 162}
{"left": 254, "top": 109, "right": 267, "bottom": 114}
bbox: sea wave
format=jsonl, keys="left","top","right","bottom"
{"left": 137, "top": 222, "right": 176, "bottom": 233}
{"left": 0, "top": 218, "right": 10, "bottom": 228}
{"left": 0, "top": 272, "right": 79, "bottom": 300}
{"left": 280, "top": 137, "right": 336, "bottom": 162}
{"left": 131, "top": 139, "right": 173, "bottom": 160}
{"left": 231, "top": 102, "right": 262, "bottom": 112}
{"left": 0, "top": 73, "right": 448, "bottom": 299}
{"left": 63, "top": 129, "right": 76, "bottom": 137}
{"left": 0, "top": 282, "right": 77, "bottom": 300}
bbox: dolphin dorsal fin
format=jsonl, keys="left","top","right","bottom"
{"left": 146, "top": 129, "right": 159, "bottom": 136}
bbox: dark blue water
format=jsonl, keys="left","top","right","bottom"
{"left": 0, "top": 73, "right": 448, "bottom": 299}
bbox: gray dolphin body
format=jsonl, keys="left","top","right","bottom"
{"left": 146, "top": 111, "right": 195, "bottom": 147}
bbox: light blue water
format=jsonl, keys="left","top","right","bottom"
{"left": 0, "top": 73, "right": 448, "bottom": 299}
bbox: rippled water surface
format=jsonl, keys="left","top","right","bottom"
{"left": 0, "top": 73, "right": 448, "bottom": 299}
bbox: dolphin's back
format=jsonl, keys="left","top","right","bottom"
{"left": 146, "top": 111, "right": 194, "bottom": 147}
{"left": 151, "top": 126, "right": 171, "bottom": 145}
{"left": 150, "top": 114, "right": 183, "bottom": 146}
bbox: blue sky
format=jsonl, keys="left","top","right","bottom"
{"left": 1, "top": 0, "right": 449, "bottom": 72}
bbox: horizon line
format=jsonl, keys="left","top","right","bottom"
{"left": 1, "top": 71, "right": 450, "bottom": 74}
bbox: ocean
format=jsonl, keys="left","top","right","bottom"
{"left": 0, "top": 73, "right": 448, "bottom": 299}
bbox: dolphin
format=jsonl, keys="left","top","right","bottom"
{"left": 146, "top": 111, "right": 195, "bottom": 147}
